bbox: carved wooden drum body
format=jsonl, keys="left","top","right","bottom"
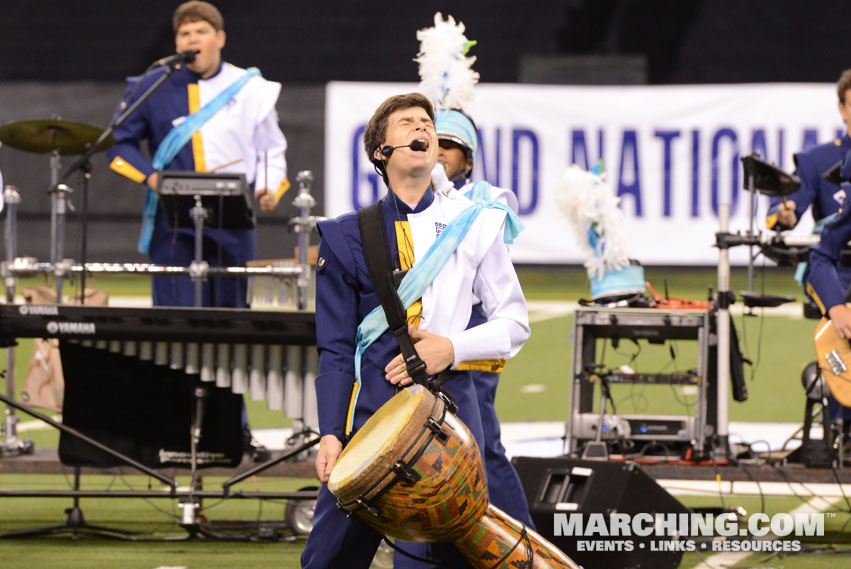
{"left": 329, "top": 385, "right": 581, "bottom": 569}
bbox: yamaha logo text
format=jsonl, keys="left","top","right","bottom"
{"left": 45, "top": 321, "right": 96, "bottom": 335}
{"left": 19, "top": 305, "right": 59, "bottom": 316}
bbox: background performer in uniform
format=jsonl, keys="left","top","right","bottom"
{"left": 106, "top": 0, "right": 288, "bottom": 308}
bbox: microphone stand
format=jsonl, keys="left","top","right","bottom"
{"left": 62, "top": 60, "right": 186, "bottom": 304}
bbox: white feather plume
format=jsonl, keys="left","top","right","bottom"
{"left": 555, "top": 165, "right": 630, "bottom": 280}
{"left": 415, "top": 12, "right": 479, "bottom": 111}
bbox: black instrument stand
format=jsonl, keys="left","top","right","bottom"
{"left": 0, "top": 391, "right": 176, "bottom": 540}
{"left": 581, "top": 373, "right": 611, "bottom": 460}
{"left": 283, "top": 171, "right": 322, "bottom": 451}
{"left": 0, "top": 185, "right": 34, "bottom": 458}
{"left": 1, "top": 467, "right": 142, "bottom": 540}
{"left": 785, "top": 395, "right": 837, "bottom": 468}
{"left": 711, "top": 153, "right": 802, "bottom": 460}
{"left": 62, "top": 60, "right": 186, "bottom": 305}
{"left": 190, "top": 195, "right": 208, "bottom": 307}
{"left": 157, "top": 176, "right": 255, "bottom": 526}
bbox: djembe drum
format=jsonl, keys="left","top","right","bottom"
{"left": 328, "top": 385, "right": 581, "bottom": 569}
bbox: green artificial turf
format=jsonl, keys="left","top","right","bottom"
{"left": 1, "top": 266, "right": 846, "bottom": 569}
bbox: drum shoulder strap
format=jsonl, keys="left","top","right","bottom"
{"left": 357, "top": 201, "right": 428, "bottom": 386}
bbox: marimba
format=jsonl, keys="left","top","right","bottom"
{"left": 0, "top": 304, "right": 319, "bottom": 424}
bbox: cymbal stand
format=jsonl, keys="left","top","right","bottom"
{"left": 49, "top": 182, "right": 73, "bottom": 301}
{"left": 711, "top": 154, "right": 770, "bottom": 459}
{"left": 0, "top": 185, "right": 33, "bottom": 457}
{"left": 292, "top": 170, "right": 316, "bottom": 312}
{"left": 715, "top": 204, "right": 733, "bottom": 460}
{"left": 49, "top": 151, "right": 73, "bottom": 301}
{"left": 287, "top": 171, "right": 321, "bottom": 448}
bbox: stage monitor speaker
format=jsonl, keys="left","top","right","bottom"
{"left": 512, "top": 456, "right": 688, "bottom": 569}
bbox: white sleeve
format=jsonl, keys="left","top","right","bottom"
{"left": 253, "top": 108, "right": 288, "bottom": 194}
{"left": 447, "top": 228, "right": 530, "bottom": 365}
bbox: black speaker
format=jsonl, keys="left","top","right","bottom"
{"left": 512, "top": 456, "right": 689, "bottom": 569}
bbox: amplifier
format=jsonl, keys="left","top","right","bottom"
{"left": 571, "top": 413, "right": 697, "bottom": 443}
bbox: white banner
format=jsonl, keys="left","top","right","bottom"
{"left": 325, "top": 81, "right": 844, "bottom": 265}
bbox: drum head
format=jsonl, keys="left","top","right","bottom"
{"left": 330, "top": 386, "right": 432, "bottom": 493}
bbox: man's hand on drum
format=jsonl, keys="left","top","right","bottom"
{"left": 776, "top": 199, "right": 797, "bottom": 228}
{"left": 315, "top": 434, "right": 342, "bottom": 483}
{"left": 829, "top": 304, "right": 851, "bottom": 339}
{"left": 384, "top": 325, "right": 455, "bottom": 386}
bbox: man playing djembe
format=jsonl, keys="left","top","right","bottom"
{"left": 301, "top": 92, "right": 529, "bottom": 569}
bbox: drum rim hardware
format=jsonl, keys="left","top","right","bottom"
{"left": 335, "top": 388, "right": 449, "bottom": 516}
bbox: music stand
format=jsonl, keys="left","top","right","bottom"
{"left": 158, "top": 171, "right": 256, "bottom": 232}
{"left": 156, "top": 171, "right": 255, "bottom": 518}
{"left": 157, "top": 171, "right": 255, "bottom": 308}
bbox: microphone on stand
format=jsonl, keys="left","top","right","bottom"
{"left": 148, "top": 50, "right": 198, "bottom": 70}
{"left": 379, "top": 139, "right": 428, "bottom": 157}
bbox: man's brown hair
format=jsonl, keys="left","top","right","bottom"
{"left": 173, "top": 1, "right": 224, "bottom": 33}
{"left": 838, "top": 69, "right": 851, "bottom": 104}
{"left": 363, "top": 93, "right": 434, "bottom": 165}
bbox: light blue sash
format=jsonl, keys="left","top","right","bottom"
{"left": 463, "top": 179, "right": 492, "bottom": 202}
{"left": 346, "top": 194, "right": 522, "bottom": 434}
{"left": 138, "top": 67, "right": 261, "bottom": 254}
{"left": 463, "top": 181, "right": 524, "bottom": 243}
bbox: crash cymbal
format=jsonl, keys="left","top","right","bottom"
{"left": 0, "top": 118, "right": 114, "bottom": 155}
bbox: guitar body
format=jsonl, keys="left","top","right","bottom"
{"left": 814, "top": 314, "right": 851, "bottom": 406}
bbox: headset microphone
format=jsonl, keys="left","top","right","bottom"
{"left": 379, "top": 139, "right": 428, "bottom": 157}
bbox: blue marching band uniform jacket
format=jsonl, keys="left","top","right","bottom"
{"left": 767, "top": 135, "right": 851, "bottom": 294}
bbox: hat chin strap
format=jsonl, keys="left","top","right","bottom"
{"left": 448, "top": 169, "right": 470, "bottom": 186}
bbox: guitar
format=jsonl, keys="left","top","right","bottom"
{"left": 814, "top": 313, "right": 851, "bottom": 406}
